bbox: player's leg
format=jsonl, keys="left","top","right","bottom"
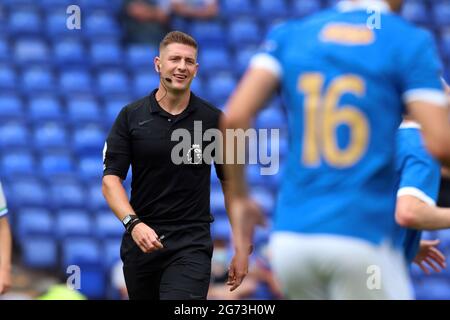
{"left": 270, "top": 232, "right": 329, "bottom": 299}
{"left": 328, "top": 240, "right": 413, "bottom": 300}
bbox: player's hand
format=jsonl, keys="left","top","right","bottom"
{"left": 131, "top": 223, "right": 163, "bottom": 253}
{"left": 227, "top": 250, "right": 249, "bottom": 292}
{"left": 413, "top": 239, "right": 446, "bottom": 274}
{"left": 0, "top": 267, "right": 11, "bottom": 295}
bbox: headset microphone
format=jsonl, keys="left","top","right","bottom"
{"left": 164, "top": 77, "right": 172, "bottom": 83}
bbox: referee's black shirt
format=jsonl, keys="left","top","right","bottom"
{"left": 103, "top": 89, "right": 224, "bottom": 224}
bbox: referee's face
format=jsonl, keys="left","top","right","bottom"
{"left": 157, "top": 43, "right": 199, "bottom": 92}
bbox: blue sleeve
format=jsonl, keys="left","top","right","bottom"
{"left": 398, "top": 30, "right": 445, "bottom": 102}
{"left": 397, "top": 131, "right": 441, "bottom": 204}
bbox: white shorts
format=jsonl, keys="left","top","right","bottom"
{"left": 269, "top": 232, "right": 413, "bottom": 300}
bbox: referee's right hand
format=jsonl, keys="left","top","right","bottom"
{"left": 131, "top": 223, "right": 164, "bottom": 253}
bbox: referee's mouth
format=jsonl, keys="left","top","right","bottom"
{"left": 173, "top": 74, "right": 188, "bottom": 81}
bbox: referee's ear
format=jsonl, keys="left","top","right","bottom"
{"left": 154, "top": 56, "right": 161, "bottom": 73}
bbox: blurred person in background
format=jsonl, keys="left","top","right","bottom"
{"left": 0, "top": 181, "right": 12, "bottom": 295}
{"left": 438, "top": 80, "right": 450, "bottom": 207}
{"left": 122, "top": 0, "right": 171, "bottom": 44}
{"left": 223, "top": 0, "right": 450, "bottom": 299}
{"left": 171, "top": 0, "right": 218, "bottom": 20}
{"left": 111, "top": 260, "right": 128, "bottom": 300}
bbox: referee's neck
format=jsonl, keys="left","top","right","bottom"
{"left": 156, "top": 87, "right": 191, "bottom": 115}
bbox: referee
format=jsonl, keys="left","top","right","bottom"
{"left": 102, "top": 31, "right": 234, "bottom": 300}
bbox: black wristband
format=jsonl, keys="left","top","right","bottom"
{"left": 126, "top": 218, "right": 142, "bottom": 234}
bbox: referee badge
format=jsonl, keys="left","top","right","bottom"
{"left": 186, "top": 144, "right": 202, "bottom": 164}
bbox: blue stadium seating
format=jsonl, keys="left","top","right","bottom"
{"left": 90, "top": 42, "right": 123, "bottom": 68}
{"left": 53, "top": 39, "right": 86, "bottom": 65}
{"left": 29, "top": 96, "right": 63, "bottom": 122}
{"left": 67, "top": 97, "right": 101, "bottom": 123}
{"left": 0, "top": 94, "right": 23, "bottom": 120}
{"left": 0, "top": 65, "right": 17, "bottom": 90}
{"left": 0, "top": 0, "right": 448, "bottom": 299}
{"left": 72, "top": 125, "right": 105, "bottom": 155}
{"left": 78, "top": 156, "right": 104, "bottom": 181}
{"left": 126, "top": 45, "right": 158, "bottom": 71}
{"left": 16, "top": 208, "right": 53, "bottom": 238}
{"left": 56, "top": 209, "right": 92, "bottom": 239}
{"left": 22, "top": 68, "right": 55, "bottom": 94}
{"left": 14, "top": 39, "right": 50, "bottom": 65}
{"left": 1, "top": 151, "right": 35, "bottom": 177}
{"left": 0, "top": 122, "right": 29, "bottom": 150}
{"left": 228, "top": 19, "right": 262, "bottom": 47}
{"left": 221, "top": 0, "right": 254, "bottom": 18}
{"left": 21, "top": 237, "right": 58, "bottom": 268}
{"left": 49, "top": 179, "right": 85, "bottom": 209}
{"left": 59, "top": 69, "right": 93, "bottom": 95}
{"left": 95, "top": 212, "right": 124, "bottom": 240}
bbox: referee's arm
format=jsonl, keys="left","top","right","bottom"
{"left": 102, "top": 107, "right": 163, "bottom": 253}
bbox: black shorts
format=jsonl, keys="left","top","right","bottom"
{"left": 120, "top": 221, "right": 213, "bottom": 300}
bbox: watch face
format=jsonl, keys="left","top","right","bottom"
{"left": 122, "top": 215, "right": 132, "bottom": 225}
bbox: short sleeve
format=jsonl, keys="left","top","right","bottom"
{"left": 396, "top": 131, "right": 441, "bottom": 206}
{"left": 0, "top": 182, "right": 8, "bottom": 218}
{"left": 103, "top": 107, "right": 131, "bottom": 180}
{"left": 399, "top": 31, "right": 447, "bottom": 107}
{"left": 249, "top": 23, "right": 289, "bottom": 79}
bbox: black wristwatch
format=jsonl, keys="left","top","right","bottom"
{"left": 122, "top": 214, "right": 141, "bottom": 233}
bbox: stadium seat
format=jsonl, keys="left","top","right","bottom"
{"left": 56, "top": 209, "right": 92, "bottom": 239}
{"left": 72, "top": 125, "right": 105, "bottom": 155}
{"left": 126, "top": 44, "right": 158, "bottom": 71}
{"left": 90, "top": 42, "right": 123, "bottom": 67}
{"left": 221, "top": 0, "right": 254, "bottom": 18}
{"left": 21, "top": 237, "right": 58, "bottom": 268}
{"left": 46, "top": 11, "right": 80, "bottom": 39}
{"left": 291, "top": 0, "right": 322, "bottom": 17}
{"left": 210, "top": 189, "right": 226, "bottom": 218}
{"left": 78, "top": 156, "right": 104, "bottom": 181}
{"left": 204, "top": 72, "right": 236, "bottom": 104}
{"left": 33, "top": 122, "right": 67, "bottom": 150}
{"left": 9, "top": 178, "right": 47, "bottom": 208}
{"left": 256, "top": 0, "right": 289, "bottom": 20}
{"left": 87, "top": 184, "right": 109, "bottom": 211}
{"left": 95, "top": 211, "right": 124, "bottom": 239}
{"left": 53, "top": 39, "right": 86, "bottom": 65}
{"left": 402, "top": 1, "right": 429, "bottom": 25}
{"left": 59, "top": 69, "right": 93, "bottom": 95}
{"left": 0, "top": 94, "right": 23, "bottom": 120}
{"left": 49, "top": 178, "right": 85, "bottom": 209}
{"left": 0, "top": 122, "right": 29, "bottom": 150}
{"left": 211, "top": 217, "right": 231, "bottom": 241}
{"left": 228, "top": 19, "right": 262, "bottom": 47}
{"left": 105, "top": 98, "right": 129, "bottom": 124}
{"left": 96, "top": 70, "right": 129, "bottom": 96}
{"left": 433, "top": 2, "right": 450, "bottom": 27}
{"left": 40, "top": 152, "right": 75, "bottom": 178}
{"left": 62, "top": 237, "right": 101, "bottom": 266}
{"left": 8, "top": 9, "right": 42, "bottom": 36}
{"left": 234, "top": 46, "right": 257, "bottom": 75}
{"left": 132, "top": 72, "right": 160, "bottom": 97}
{"left": 189, "top": 21, "right": 224, "bottom": 46}
{"left": 0, "top": 40, "right": 9, "bottom": 62}
{"left": 29, "top": 96, "right": 63, "bottom": 122}
{"left": 102, "top": 238, "right": 122, "bottom": 269}
{"left": 67, "top": 97, "right": 101, "bottom": 123}
{"left": 0, "top": 65, "right": 17, "bottom": 90}
{"left": 1, "top": 151, "right": 35, "bottom": 177}
{"left": 84, "top": 13, "right": 121, "bottom": 39}
{"left": 14, "top": 39, "right": 49, "bottom": 65}
{"left": 21, "top": 68, "right": 55, "bottom": 94}
{"left": 199, "top": 48, "right": 232, "bottom": 74}
{"left": 16, "top": 208, "right": 53, "bottom": 238}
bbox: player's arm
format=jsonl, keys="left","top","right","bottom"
{"left": 396, "top": 195, "right": 450, "bottom": 230}
{"left": 407, "top": 103, "right": 450, "bottom": 167}
{"left": 0, "top": 216, "right": 12, "bottom": 294}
